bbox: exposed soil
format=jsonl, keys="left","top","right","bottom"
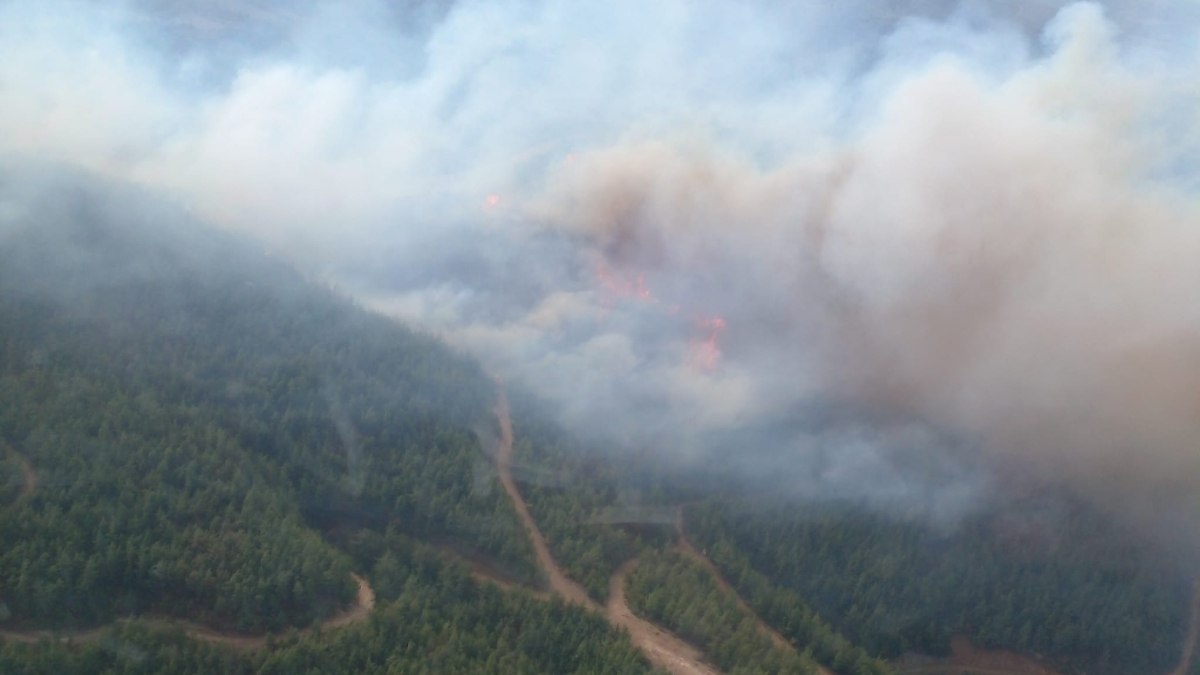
{"left": 675, "top": 506, "right": 836, "bottom": 675}
{"left": 431, "top": 542, "right": 551, "bottom": 599}
{"left": 491, "top": 387, "right": 720, "bottom": 675}
{"left": 0, "top": 571, "right": 375, "bottom": 650}
{"left": 894, "top": 636, "right": 1063, "bottom": 675}
{"left": 607, "top": 558, "right": 720, "bottom": 675}
{"left": 320, "top": 573, "right": 375, "bottom": 631}
{"left": 896, "top": 579, "right": 1200, "bottom": 675}
{"left": 2, "top": 442, "right": 374, "bottom": 650}
{"left": 1170, "top": 577, "right": 1200, "bottom": 675}
{"left": 492, "top": 391, "right": 595, "bottom": 610}
{"left": 675, "top": 507, "right": 792, "bottom": 652}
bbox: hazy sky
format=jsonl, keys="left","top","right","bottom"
{"left": 1, "top": 0, "right": 1198, "bottom": 540}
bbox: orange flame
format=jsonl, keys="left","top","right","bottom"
{"left": 594, "top": 261, "right": 656, "bottom": 304}
{"left": 590, "top": 260, "right": 728, "bottom": 374}
{"left": 690, "top": 315, "right": 726, "bottom": 373}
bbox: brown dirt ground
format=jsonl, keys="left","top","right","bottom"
{"left": 491, "top": 386, "right": 720, "bottom": 675}
{"left": 606, "top": 558, "right": 721, "bottom": 675}
{"left": 675, "top": 506, "right": 835, "bottom": 675}
{"left": 893, "top": 636, "right": 1063, "bottom": 675}
{"left": 0, "top": 570, "right": 374, "bottom": 650}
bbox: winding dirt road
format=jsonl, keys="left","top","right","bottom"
{"left": 491, "top": 388, "right": 720, "bottom": 675}
{"left": 895, "top": 574, "right": 1200, "bottom": 675}
{"left": 675, "top": 507, "right": 793, "bottom": 652}
{"left": 607, "top": 558, "right": 720, "bottom": 675}
{"left": 492, "top": 392, "right": 594, "bottom": 609}
{"left": 0, "top": 569, "right": 374, "bottom": 649}
{"left": 1170, "top": 577, "right": 1200, "bottom": 675}
{"left": 2, "top": 450, "right": 374, "bottom": 649}
{"left": 893, "top": 635, "right": 1062, "bottom": 675}
{"left": 675, "top": 507, "right": 836, "bottom": 675}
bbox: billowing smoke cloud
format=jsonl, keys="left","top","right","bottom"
{"left": 1, "top": 1, "right": 1198, "bottom": 543}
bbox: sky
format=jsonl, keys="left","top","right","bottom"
{"left": 1, "top": 0, "right": 1198, "bottom": 546}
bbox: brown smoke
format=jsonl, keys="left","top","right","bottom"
{"left": 533, "top": 6, "right": 1200, "bottom": 538}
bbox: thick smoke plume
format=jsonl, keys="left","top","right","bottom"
{"left": 1, "top": 1, "right": 1198, "bottom": 545}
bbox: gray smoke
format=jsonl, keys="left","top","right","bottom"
{"left": 1, "top": 0, "right": 1198, "bottom": 541}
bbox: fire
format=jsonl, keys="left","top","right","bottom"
{"left": 689, "top": 315, "right": 726, "bottom": 373}
{"left": 594, "top": 261, "right": 656, "bottom": 304}
{"left": 590, "top": 259, "right": 727, "bottom": 373}
{"left": 482, "top": 194, "right": 502, "bottom": 211}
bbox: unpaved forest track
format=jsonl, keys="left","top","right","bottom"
{"left": 894, "top": 635, "right": 1062, "bottom": 675}
{"left": 491, "top": 387, "right": 720, "bottom": 675}
{"left": 2, "top": 448, "right": 373, "bottom": 648}
{"left": 674, "top": 506, "right": 836, "bottom": 675}
{"left": 1170, "top": 576, "right": 1200, "bottom": 675}
{"left": 0, "top": 567, "right": 374, "bottom": 649}
{"left": 675, "top": 507, "right": 793, "bottom": 652}
{"left": 607, "top": 558, "right": 720, "bottom": 675}
{"left": 895, "top": 573, "right": 1200, "bottom": 675}
{"left": 432, "top": 543, "right": 551, "bottom": 599}
{"left": 492, "top": 391, "right": 594, "bottom": 609}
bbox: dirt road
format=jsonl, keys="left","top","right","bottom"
{"left": 894, "top": 636, "right": 1062, "bottom": 675}
{"left": 1170, "top": 577, "right": 1200, "bottom": 675}
{"left": 0, "top": 574, "right": 374, "bottom": 650}
{"left": 675, "top": 507, "right": 837, "bottom": 675}
{"left": 607, "top": 558, "right": 721, "bottom": 675}
{"left": 490, "top": 388, "right": 720, "bottom": 675}
{"left": 491, "top": 391, "right": 595, "bottom": 610}
{"left": 432, "top": 542, "right": 551, "bottom": 599}
{"left": 896, "top": 576, "right": 1200, "bottom": 675}
{"left": 675, "top": 507, "right": 794, "bottom": 652}
{"left": 320, "top": 573, "right": 375, "bottom": 631}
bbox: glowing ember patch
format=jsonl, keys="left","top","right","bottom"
{"left": 594, "top": 261, "right": 656, "bottom": 303}
{"left": 689, "top": 315, "right": 726, "bottom": 373}
{"left": 589, "top": 259, "right": 728, "bottom": 374}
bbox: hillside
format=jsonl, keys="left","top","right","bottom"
{"left": 0, "top": 170, "right": 543, "bottom": 628}
{"left": 0, "top": 171, "right": 1195, "bottom": 674}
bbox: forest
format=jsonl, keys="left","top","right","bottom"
{"left": 626, "top": 548, "right": 877, "bottom": 675}
{"left": 685, "top": 500, "right": 1192, "bottom": 675}
{"left": 0, "top": 186, "right": 546, "bottom": 632}
{"left": 1, "top": 174, "right": 1195, "bottom": 674}
{"left": 0, "top": 529, "right": 651, "bottom": 674}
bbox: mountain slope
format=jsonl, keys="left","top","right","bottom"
{"left": 0, "top": 169, "right": 535, "bottom": 632}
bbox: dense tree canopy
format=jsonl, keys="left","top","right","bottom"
{"left": 0, "top": 180, "right": 534, "bottom": 632}
{"left": 1, "top": 174, "right": 1192, "bottom": 674}
{"left": 687, "top": 500, "right": 1191, "bottom": 675}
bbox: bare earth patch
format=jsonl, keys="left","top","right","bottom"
{"left": 491, "top": 386, "right": 720, "bottom": 675}
{"left": 894, "top": 636, "right": 1063, "bottom": 675}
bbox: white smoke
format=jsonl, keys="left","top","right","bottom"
{"left": 1, "top": 0, "right": 1197, "bottom": 536}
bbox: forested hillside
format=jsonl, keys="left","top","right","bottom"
{"left": 687, "top": 500, "right": 1192, "bottom": 675}
{"left": 0, "top": 528, "right": 651, "bottom": 674}
{"left": 508, "top": 391, "right": 671, "bottom": 603}
{"left": 1, "top": 172, "right": 1195, "bottom": 674}
{"left": 0, "top": 174, "right": 533, "bottom": 631}
{"left": 626, "top": 548, "right": 831, "bottom": 674}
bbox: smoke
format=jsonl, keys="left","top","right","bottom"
{"left": 1, "top": 1, "right": 1198, "bottom": 541}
